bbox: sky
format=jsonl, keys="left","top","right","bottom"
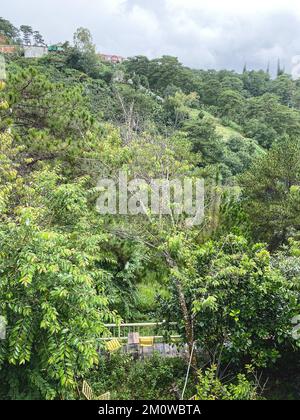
{"left": 2, "top": 0, "right": 300, "bottom": 73}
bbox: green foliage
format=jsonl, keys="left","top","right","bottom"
{"left": 241, "top": 137, "right": 300, "bottom": 248}
{"left": 272, "top": 239, "right": 300, "bottom": 302}
{"left": 243, "top": 93, "right": 300, "bottom": 139}
{"left": 125, "top": 55, "right": 199, "bottom": 95}
{"left": 73, "top": 27, "right": 95, "bottom": 54}
{"left": 218, "top": 89, "right": 245, "bottom": 121}
{"left": 87, "top": 353, "right": 192, "bottom": 400}
{"left": 158, "top": 234, "right": 297, "bottom": 368}
{"left": 270, "top": 74, "right": 295, "bottom": 106}
{"left": 65, "top": 47, "right": 105, "bottom": 79}
{"left": 0, "top": 170, "right": 119, "bottom": 398}
{"left": 0, "top": 17, "right": 20, "bottom": 43}
{"left": 196, "top": 365, "right": 262, "bottom": 400}
{"left": 164, "top": 91, "right": 199, "bottom": 128}
{"left": 222, "top": 135, "right": 261, "bottom": 177}
{"left": 12, "top": 65, "right": 93, "bottom": 136}
{"left": 183, "top": 114, "right": 224, "bottom": 164}
{"left": 113, "top": 83, "right": 163, "bottom": 132}
{"left": 20, "top": 25, "right": 33, "bottom": 45}
{"left": 243, "top": 118, "right": 277, "bottom": 148}
{"left": 192, "top": 235, "right": 297, "bottom": 367}
{"left": 242, "top": 70, "right": 270, "bottom": 97}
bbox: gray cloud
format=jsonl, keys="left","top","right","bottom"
{"left": 2, "top": 0, "right": 300, "bottom": 73}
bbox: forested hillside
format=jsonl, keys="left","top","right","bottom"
{"left": 0, "top": 18, "right": 300, "bottom": 400}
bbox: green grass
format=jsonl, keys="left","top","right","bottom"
{"left": 136, "top": 281, "right": 170, "bottom": 315}
{"left": 189, "top": 108, "right": 247, "bottom": 141}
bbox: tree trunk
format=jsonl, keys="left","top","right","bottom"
{"left": 173, "top": 276, "right": 198, "bottom": 373}
{"left": 164, "top": 253, "right": 198, "bottom": 374}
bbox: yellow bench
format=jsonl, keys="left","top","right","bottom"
{"left": 105, "top": 339, "right": 122, "bottom": 353}
{"left": 82, "top": 380, "right": 111, "bottom": 400}
{"left": 139, "top": 337, "right": 154, "bottom": 358}
{"left": 139, "top": 337, "right": 154, "bottom": 347}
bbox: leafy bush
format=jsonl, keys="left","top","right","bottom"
{"left": 87, "top": 353, "right": 193, "bottom": 400}
{"left": 196, "top": 365, "right": 263, "bottom": 400}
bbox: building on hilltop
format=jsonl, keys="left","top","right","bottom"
{"left": 24, "top": 45, "right": 48, "bottom": 58}
{"left": 99, "top": 54, "right": 126, "bottom": 64}
{"left": 0, "top": 34, "right": 18, "bottom": 54}
{"left": 0, "top": 34, "right": 49, "bottom": 58}
{"left": 48, "top": 43, "right": 65, "bottom": 53}
{"left": 0, "top": 45, "right": 17, "bottom": 54}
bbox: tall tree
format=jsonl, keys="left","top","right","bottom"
{"left": 241, "top": 137, "right": 300, "bottom": 248}
{"left": 33, "top": 30, "right": 45, "bottom": 46}
{"left": 73, "top": 27, "right": 95, "bottom": 54}
{"left": 20, "top": 25, "right": 33, "bottom": 45}
{"left": 0, "top": 170, "right": 118, "bottom": 399}
{"left": 277, "top": 58, "right": 284, "bottom": 77}
{"left": 0, "top": 17, "right": 20, "bottom": 43}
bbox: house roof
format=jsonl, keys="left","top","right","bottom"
{"left": 0, "top": 45, "right": 17, "bottom": 54}
{"left": 99, "top": 53, "right": 125, "bottom": 63}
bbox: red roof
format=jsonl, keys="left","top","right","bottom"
{"left": 0, "top": 45, "right": 17, "bottom": 54}
{"left": 99, "top": 54, "right": 125, "bottom": 63}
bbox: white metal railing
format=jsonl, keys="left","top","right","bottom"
{"left": 100, "top": 322, "right": 181, "bottom": 341}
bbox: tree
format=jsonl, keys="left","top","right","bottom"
{"left": 243, "top": 118, "right": 278, "bottom": 149}
{"left": 241, "top": 137, "right": 300, "bottom": 248}
{"left": 199, "top": 73, "right": 222, "bottom": 106}
{"left": 273, "top": 238, "right": 300, "bottom": 285}
{"left": 65, "top": 47, "right": 103, "bottom": 79}
{"left": 73, "top": 27, "right": 95, "bottom": 54}
{"left": 20, "top": 25, "right": 33, "bottom": 45}
{"left": 218, "top": 89, "right": 245, "bottom": 121}
{"left": 270, "top": 74, "right": 295, "bottom": 106}
{"left": 5, "top": 65, "right": 94, "bottom": 141}
{"left": 277, "top": 59, "right": 284, "bottom": 77}
{"left": 221, "top": 75, "right": 244, "bottom": 93}
{"left": 148, "top": 56, "right": 183, "bottom": 94}
{"left": 68, "top": 28, "right": 102, "bottom": 79}
{"left": 159, "top": 235, "right": 297, "bottom": 368}
{"left": 196, "top": 365, "right": 263, "bottom": 400}
{"left": 242, "top": 70, "right": 270, "bottom": 97}
{"left": 0, "top": 165, "right": 119, "bottom": 399}
{"left": 86, "top": 128, "right": 206, "bottom": 373}
{"left": 243, "top": 93, "right": 300, "bottom": 138}
{"left": 223, "top": 135, "right": 261, "bottom": 176}
{"left": 125, "top": 55, "right": 198, "bottom": 95}
{"left": 113, "top": 84, "right": 163, "bottom": 142}
{"left": 33, "top": 30, "right": 45, "bottom": 46}
{"left": 163, "top": 91, "right": 199, "bottom": 128}
{"left": 124, "top": 55, "right": 150, "bottom": 79}
{"left": 0, "top": 17, "right": 20, "bottom": 43}
{"left": 183, "top": 114, "right": 225, "bottom": 165}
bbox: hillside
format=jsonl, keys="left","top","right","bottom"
{"left": 1, "top": 19, "right": 300, "bottom": 401}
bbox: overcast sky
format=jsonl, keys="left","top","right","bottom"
{"left": 2, "top": 0, "right": 300, "bottom": 73}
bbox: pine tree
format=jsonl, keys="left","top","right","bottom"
{"left": 33, "top": 30, "right": 45, "bottom": 46}
{"left": 20, "top": 25, "right": 33, "bottom": 45}
{"left": 277, "top": 58, "right": 284, "bottom": 76}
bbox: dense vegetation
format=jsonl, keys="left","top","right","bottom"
{"left": 0, "top": 18, "right": 300, "bottom": 400}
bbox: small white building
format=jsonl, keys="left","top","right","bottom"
{"left": 24, "top": 46, "right": 48, "bottom": 59}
